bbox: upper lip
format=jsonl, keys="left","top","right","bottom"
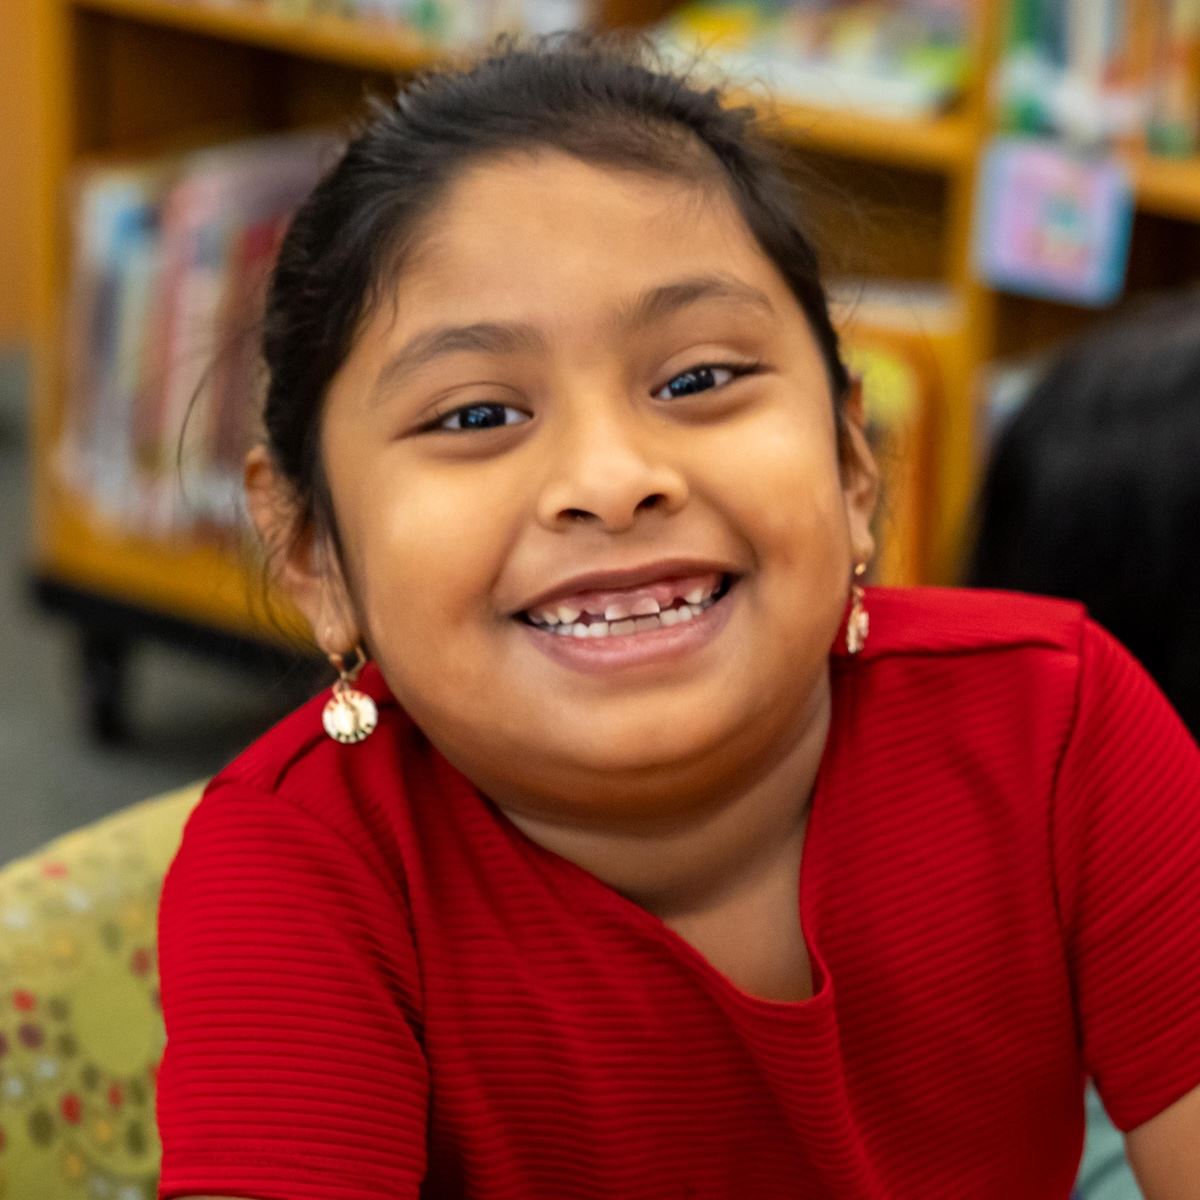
{"left": 513, "top": 557, "right": 740, "bottom": 616}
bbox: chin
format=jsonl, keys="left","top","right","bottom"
{"left": 526, "top": 697, "right": 747, "bottom": 789}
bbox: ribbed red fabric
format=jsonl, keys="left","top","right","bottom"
{"left": 156, "top": 587, "right": 1200, "bottom": 1200}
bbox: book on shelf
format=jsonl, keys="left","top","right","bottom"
{"left": 654, "top": 1, "right": 972, "bottom": 119}
{"left": 236, "top": 0, "right": 592, "bottom": 43}
{"left": 1149, "top": 0, "right": 1200, "bottom": 155}
{"left": 61, "top": 131, "right": 335, "bottom": 543}
{"left": 998, "top": 0, "right": 1200, "bottom": 155}
{"left": 831, "top": 280, "right": 961, "bottom": 587}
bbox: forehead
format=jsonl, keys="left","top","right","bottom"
{"left": 392, "top": 150, "right": 798, "bottom": 323}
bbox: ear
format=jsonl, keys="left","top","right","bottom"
{"left": 244, "top": 445, "right": 362, "bottom": 657}
{"left": 838, "top": 377, "right": 880, "bottom": 569}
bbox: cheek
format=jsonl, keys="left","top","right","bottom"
{"left": 338, "top": 458, "right": 518, "bottom": 661}
{"left": 717, "top": 407, "right": 849, "bottom": 572}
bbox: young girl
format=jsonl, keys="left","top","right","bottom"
{"left": 155, "top": 35, "right": 1200, "bottom": 1200}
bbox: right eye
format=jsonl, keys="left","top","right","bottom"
{"left": 430, "top": 403, "right": 531, "bottom": 433}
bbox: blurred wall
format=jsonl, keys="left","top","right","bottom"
{"left": 0, "top": 0, "right": 36, "bottom": 346}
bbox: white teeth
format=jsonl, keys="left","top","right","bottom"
{"left": 534, "top": 587, "right": 727, "bottom": 638}
{"left": 530, "top": 578, "right": 728, "bottom": 628}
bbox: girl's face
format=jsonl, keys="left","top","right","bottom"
{"left": 285, "top": 152, "right": 876, "bottom": 815}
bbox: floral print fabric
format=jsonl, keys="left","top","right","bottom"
{"left": 0, "top": 784, "right": 201, "bottom": 1200}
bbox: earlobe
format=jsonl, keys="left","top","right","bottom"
{"left": 243, "top": 445, "right": 361, "bottom": 655}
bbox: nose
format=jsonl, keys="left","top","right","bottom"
{"left": 535, "top": 407, "right": 689, "bottom": 533}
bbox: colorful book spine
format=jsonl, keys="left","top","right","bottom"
{"left": 1148, "top": 0, "right": 1200, "bottom": 155}
{"left": 63, "top": 133, "right": 329, "bottom": 540}
{"left": 1111, "top": 0, "right": 1162, "bottom": 150}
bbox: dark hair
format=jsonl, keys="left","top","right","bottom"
{"left": 260, "top": 31, "right": 852, "bottom": 553}
{"left": 966, "top": 291, "right": 1200, "bottom": 736}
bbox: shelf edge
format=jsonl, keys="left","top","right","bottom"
{"left": 69, "top": 0, "right": 447, "bottom": 74}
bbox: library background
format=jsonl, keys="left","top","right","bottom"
{"left": 0, "top": 0, "right": 1197, "bottom": 1193}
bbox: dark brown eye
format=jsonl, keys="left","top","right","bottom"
{"left": 435, "top": 403, "right": 529, "bottom": 432}
{"left": 654, "top": 361, "right": 758, "bottom": 401}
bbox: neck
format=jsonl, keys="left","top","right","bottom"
{"left": 497, "top": 677, "right": 832, "bottom": 921}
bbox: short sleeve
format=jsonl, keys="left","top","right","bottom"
{"left": 1053, "top": 620, "right": 1200, "bottom": 1132}
{"left": 156, "top": 781, "right": 429, "bottom": 1199}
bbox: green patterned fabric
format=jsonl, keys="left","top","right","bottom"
{"left": 0, "top": 784, "right": 202, "bottom": 1200}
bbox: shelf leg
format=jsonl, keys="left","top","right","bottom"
{"left": 79, "top": 629, "right": 130, "bottom": 745}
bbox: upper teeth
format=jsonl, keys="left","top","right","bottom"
{"left": 527, "top": 579, "right": 723, "bottom": 627}
{"left": 527, "top": 585, "right": 726, "bottom": 637}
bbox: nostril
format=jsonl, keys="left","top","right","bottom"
{"left": 555, "top": 492, "right": 666, "bottom": 527}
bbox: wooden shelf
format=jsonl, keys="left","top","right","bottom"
{"left": 763, "top": 98, "right": 974, "bottom": 173}
{"left": 71, "top": 0, "right": 445, "bottom": 74}
{"left": 38, "top": 492, "right": 304, "bottom": 644}
{"left": 1132, "top": 153, "right": 1200, "bottom": 223}
{"left": 71, "top": 0, "right": 973, "bottom": 172}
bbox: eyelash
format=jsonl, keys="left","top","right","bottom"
{"left": 423, "top": 359, "right": 763, "bottom": 434}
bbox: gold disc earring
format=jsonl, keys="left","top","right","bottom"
{"left": 322, "top": 645, "right": 378, "bottom": 744}
{"left": 846, "top": 562, "right": 869, "bottom": 656}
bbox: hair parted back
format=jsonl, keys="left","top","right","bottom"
{"left": 261, "top": 30, "right": 852, "bottom": 545}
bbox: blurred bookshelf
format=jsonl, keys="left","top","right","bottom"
{"left": 72, "top": 0, "right": 444, "bottom": 72}
{"left": 1132, "top": 153, "right": 1200, "bottom": 222}
{"left": 25, "top": 0, "right": 1200, "bottom": 734}
{"left": 0, "top": 0, "right": 36, "bottom": 345}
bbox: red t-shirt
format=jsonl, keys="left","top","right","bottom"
{"left": 156, "top": 587, "right": 1200, "bottom": 1199}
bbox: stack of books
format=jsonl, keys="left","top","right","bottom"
{"left": 61, "top": 132, "right": 335, "bottom": 540}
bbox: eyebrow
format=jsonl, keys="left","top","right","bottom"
{"left": 368, "top": 273, "right": 776, "bottom": 405}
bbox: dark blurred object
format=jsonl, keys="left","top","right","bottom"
{"left": 966, "top": 289, "right": 1200, "bottom": 737}
{"left": 32, "top": 577, "right": 324, "bottom": 744}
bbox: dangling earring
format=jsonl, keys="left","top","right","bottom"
{"left": 846, "top": 563, "right": 869, "bottom": 656}
{"left": 322, "top": 644, "right": 378, "bottom": 744}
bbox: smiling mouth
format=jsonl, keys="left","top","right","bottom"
{"left": 517, "top": 574, "right": 737, "bottom": 640}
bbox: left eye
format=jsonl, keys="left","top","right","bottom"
{"left": 654, "top": 362, "right": 755, "bottom": 400}
{"left": 434, "top": 403, "right": 530, "bottom": 432}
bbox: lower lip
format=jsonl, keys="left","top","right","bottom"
{"left": 516, "top": 581, "right": 739, "bottom": 675}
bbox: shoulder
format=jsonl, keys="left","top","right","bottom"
{"left": 212, "top": 661, "right": 409, "bottom": 795}
{"left": 836, "top": 587, "right": 1094, "bottom": 776}
{"left": 183, "top": 663, "right": 421, "bottom": 886}
{"left": 849, "top": 585, "right": 1088, "bottom": 664}
{"left": 841, "top": 587, "right": 1193, "bottom": 794}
